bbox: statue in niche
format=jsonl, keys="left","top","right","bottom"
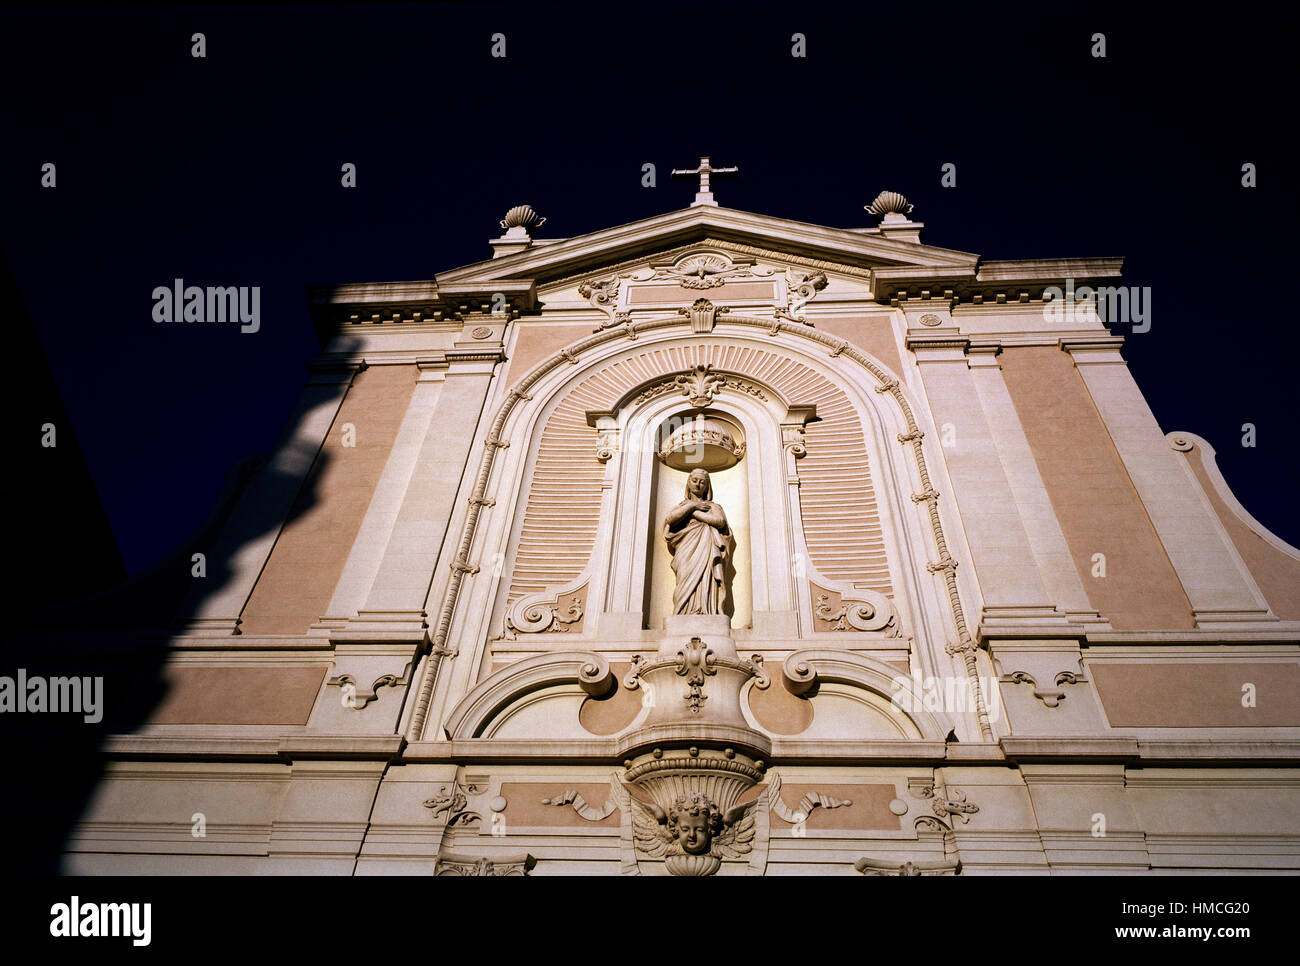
{"left": 662, "top": 468, "right": 731, "bottom": 615}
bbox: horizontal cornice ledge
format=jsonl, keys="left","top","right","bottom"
{"left": 402, "top": 739, "right": 621, "bottom": 764}
{"left": 1083, "top": 628, "right": 1300, "bottom": 646}
{"left": 1134, "top": 740, "right": 1300, "bottom": 765}
{"left": 769, "top": 740, "right": 976, "bottom": 763}
{"left": 977, "top": 257, "right": 1125, "bottom": 283}
{"left": 1001, "top": 737, "right": 1141, "bottom": 761}
{"left": 102, "top": 735, "right": 287, "bottom": 760}
{"left": 277, "top": 736, "right": 406, "bottom": 760}
{"left": 1003, "top": 737, "right": 1300, "bottom": 765}
{"left": 307, "top": 278, "right": 538, "bottom": 337}
{"left": 94, "top": 736, "right": 1300, "bottom": 767}
{"left": 877, "top": 257, "right": 1125, "bottom": 308}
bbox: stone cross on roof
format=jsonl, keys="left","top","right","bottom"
{"left": 671, "top": 156, "right": 739, "bottom": 207}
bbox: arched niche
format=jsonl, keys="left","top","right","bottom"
{"left": 610, "top": 374, "right": 794, "bottom": 636}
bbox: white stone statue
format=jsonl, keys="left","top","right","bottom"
{"left": 662, "top": 468, "right": 731, "bottom": 616}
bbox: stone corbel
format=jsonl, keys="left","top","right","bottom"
{"left": 326, "top": 661, "right": 413, "bottom": 710}
{"left": 780, "top": 403, "right": 818, "bottom": 463}
{"left": 999, "top": 668, "right": 1089, "bottom": 708}
{"left": 584, "top": 410, "right": 620, "bottom": 463}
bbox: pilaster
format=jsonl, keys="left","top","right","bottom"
{"left": 182, "top": 361, "right": 363, "bottom": 635}
{"left": 1063, "top": 339, "right": 1273, "bottom": 628}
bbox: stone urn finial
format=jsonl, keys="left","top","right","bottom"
{"left": 499, "top": 204, "right": 546, "bottom": 236}
{"left": 864, "top": 190, "right": 914, "bottom": 221}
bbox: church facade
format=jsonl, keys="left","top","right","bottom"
{"left": 69, "top": 170, "right": 1300, "bottom": 874}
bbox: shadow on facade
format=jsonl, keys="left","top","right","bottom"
{"left": 0, "top": 254, "right": 359, "bottom": 872}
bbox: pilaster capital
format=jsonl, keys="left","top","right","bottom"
{"left": 1059, "top": 336, "right": 1126, "bottom": 365}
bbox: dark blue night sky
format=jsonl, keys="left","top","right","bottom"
{"left": 3, "top": 2, "right": 1296, "bottom": 578}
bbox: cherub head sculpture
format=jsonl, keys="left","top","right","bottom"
{"left": 630, "top": 781, "right": 761, "bottom": 875}
{"left": 666, "top": 792, "right": 725, "bottom": 855}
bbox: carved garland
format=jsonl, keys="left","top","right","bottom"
{"left": 405, "top": 311, "right": 992, "bottom": 742}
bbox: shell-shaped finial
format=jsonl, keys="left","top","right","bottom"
{"left": 500, "top": 204, "right": 547, "bottom": 233}
{"left": 864, "top": 190, "right": 914, "bottom": 218}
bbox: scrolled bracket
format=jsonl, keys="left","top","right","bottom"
{"left": 782, "top": 653, "right": 818, "bottom": 696}
{"left": 577, "top": 654, "right": 614, "bottom": 697}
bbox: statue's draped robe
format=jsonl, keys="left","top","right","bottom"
{"left": 664, "top": 501, "right": 729, "bottom": 615}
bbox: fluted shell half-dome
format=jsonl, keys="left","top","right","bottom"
{"left": 864, "top": 190, "right": 914, "bottom": 218}
{"left": 500, "top": 204, "right": 546, "bottom": 233}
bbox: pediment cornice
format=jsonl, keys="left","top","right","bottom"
{"left": 304, "top": 207, "right": 1126, "bottom": 340}
{"left": 438, "top": 205, "right": 980, "bottom": 287}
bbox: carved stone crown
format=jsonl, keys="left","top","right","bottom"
{"left": 657, "top": 417, "right": 745, "bottom": 472}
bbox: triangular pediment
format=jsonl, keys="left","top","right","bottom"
{"left": 436, "top": 205, "right": 979, "bottom": 289}
{"left": 307, "top": 203, "right": 1121, "bottom": 336}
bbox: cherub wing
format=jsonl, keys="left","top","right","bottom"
{"left": 713, "top": 799, "right": 759, "bottom": 858}
{"left": 629, "top": 796, "right": 673, "bottom": 858}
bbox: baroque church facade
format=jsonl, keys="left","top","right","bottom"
{"left": 69, "top": 168, "right": 1300, "bottom": 874}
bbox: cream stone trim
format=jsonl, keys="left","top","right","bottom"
{"left": 1169, "top": 431, "right": 1300, "bottom": 561}
{"left": 1064, "top": 344, "right": 1273, "bottom": 627}
{"left": 442, "top": 652, "right": 613, "bottom": 739}
{"left": 776, "top": 649, "right": 953, "bottom": 741}
{"left": 405, "top": 310, "right": 993, "bottom": 742}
